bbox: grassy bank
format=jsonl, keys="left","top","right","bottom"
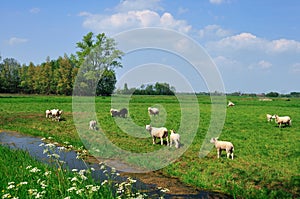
{"left": 0, "top": 94, "right": 299, "bottom": 198}
{"left": 0, "top": 143, "right": 146, "bottom": 199}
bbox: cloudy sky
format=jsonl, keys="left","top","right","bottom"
{"left": 1, "top": 0, "right": 299, "bottom": 94}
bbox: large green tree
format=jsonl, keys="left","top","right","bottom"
{"left": 74, "top": 32, "right": 123, "bottom": 96}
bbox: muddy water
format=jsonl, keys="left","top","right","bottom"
{"left": 0, "top": 131, "right": 231, "bottom": 199}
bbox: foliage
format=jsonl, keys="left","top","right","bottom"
{"left": 96, "top": 69, "right": 117, "bottom": 96}
{"left": 116, "top": 82, "right": 175, "bottom": 95}
{"left": 266, "top": 92, "right": 280, "bottom": 97}
{"left": 74, "top": 32, "right": 123, "bottom": 96}
{"left": 0, "top": 58, "right": 21, "bottom": 93}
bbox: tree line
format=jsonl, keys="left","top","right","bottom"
{"left": 115, "top": 82, "right": 176, "bottom": 95}
{"left": 0, "top": 32, "right": 122, "bottom": 96}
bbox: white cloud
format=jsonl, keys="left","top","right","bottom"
{"left": 214, "top": 56, "right": 238, "bottom": 66}
{"left": 268, "top": 39, "right": 300, "bottom": 53}
{"left": 248, "top": 60, "right": 272, "bottom": 71}
{"left": 199, "top": 25, "right": 231, "bottom": 40}
{"left": 8, "top": 37, "right": 28, "bottom": 46}
{"left": 209, "top": 32, "right": 300, "bottom": 54}
{"left": 30, "top": 7, "right": 40, "bottom": 14}
{"left": 79, "top": 10, "right": 191, "bottom": 35}
{"left": 212, "top": 33, "right": 265, "bottom": 50}
{"left": 79, "top": 0, "right": 191, "bottom": 35}
{"left": 258, "top": 60, "right": 272, "bottom": 69}
{"left": 206, "top": 32, "right": 300, "bottom": 78}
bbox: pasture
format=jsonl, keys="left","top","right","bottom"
{"left": 0, "top": 94, "right": 299, "bottom": 198}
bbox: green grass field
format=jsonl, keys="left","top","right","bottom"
{"left": 0, "top": 94, "right": 299, "bottom": 198}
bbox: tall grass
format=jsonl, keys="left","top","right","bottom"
{"left": 0, "top": 94, "right": 299, "bottom": 198}
{"left": 0, "top": 143, "right": 147, "bottom": 199}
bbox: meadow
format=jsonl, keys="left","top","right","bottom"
{"left": 0, "top": 94, "right": 299, "bottom": 198}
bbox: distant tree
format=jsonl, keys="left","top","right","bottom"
{"left": 27, "top": 62, "right": 36, "bottom": 93}
{"left": 266, "top": 92, "right": 279, "bottom": 97}
{"left": 154, "top": 82, "right": 175, "bottom": 95}
{"left": 0, "top": 58, "right": 21, "bottom": 93}
{"left": 123, "top": 83, "right": 129, "bottom": 93}
{"left": 290, "top": 92, "right": 300, "bottom": 97}
{"left": 57, "top": 55, "right": 74, "bottom": 95}
{"left": 132, "top": 82, "right": 175, "bottom": 95}
{"left": 40, "top": 60, "right": 54, "bottom": 94}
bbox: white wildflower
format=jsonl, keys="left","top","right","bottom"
{"left": 35, "top": 192, "right": 43, "bottom": 198}
{"left": 100, "top": 164, "right": 106, "bottom": 170}
{"left": 128, "top": 177, "right": 137, "bottom": 183}
{"left": 67, "top": 187, "right": 77, "bottom": 192}
{"left": 101, "top": 180, "right": 108, "bottom": 186}
{"left": 2, "top": 193, "right": 11, "bottom": 198}
{"left": 159, "top": 187, "right": 170, "bottom": 193}
{"left": 91, "top": 186, "right": 100, "bottom": 192}
{"left": 51, "top": 153, "right": 60, "bottom": 159}
{"left": 58, "top": 146, "right": 65, "bottom": 151}
{"left": 59, "top": 160, "right": 66, "bottom": 164}
{"left": 72, "top": 169, "right": 78, "bottom": 172}
{"left": 44, "top": 171, "right": 51, "bottom": 176}
{"left": 111, "top": 167, "right": 116, "bottom": 173}
{"left": 86, "top": 185, "right": 93, "bottom": 189}
{"left": 45, "top": 143, "right": 55, "bottom": 148}
{"left": 71, "top": 177, "right": 78, "bottom": 182}
{"left": 79, "top": 170, "right": 85, "bottom": 175}
{"left": 76, "top": 189, "right": 84, "bottom": 195}
{"left": 43, "top": 148, "right": 49, "bottom": 154}
{"left": 7, "top": 184, "right": 15, "bottom": 189}
{"left": 29, "top": 167, "right": 41, "bottom": 173}
{"left": 80, "top": 175, "right": 88, "bottom": 181}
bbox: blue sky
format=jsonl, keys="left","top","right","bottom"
{"left": 1, "top": 0, "right": 299, "bottom": 94}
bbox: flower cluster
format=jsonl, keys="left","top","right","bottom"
{"left": 2, "top": 137, "right": 169, "bottom": 199}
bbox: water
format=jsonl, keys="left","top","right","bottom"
{"left": 0, "top": 131, "right": 231, "bottom": 199}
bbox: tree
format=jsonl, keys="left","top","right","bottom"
{"left": 40, "top": 60, "right": 54, "bottom": 94}
{"left": 266, "top": 92, "right": 279, "bottom": 97}
{"left": 56, "top": 55, "right": 74, "bottom": 95}
{"left": 0, "top": 58, "right": 21, "bottom": 93}
{"left": 154, "top": 82, "right": 175, "bottom": 95}
{"left": 74, "top": 32, "right": 123, "bottom": 96}
{"left": 96, "top": 69, "right": 117, "bottom": 96}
